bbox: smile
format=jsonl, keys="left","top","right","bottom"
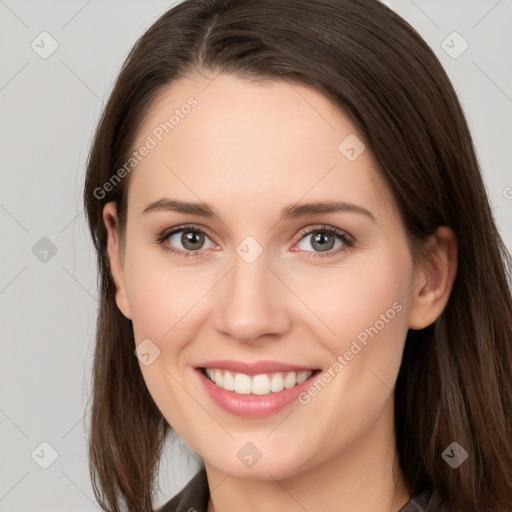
{"left": 203, "top": 368, "right": 313, "bottom": 395}
{"left": 195, "top": 361, "right": 321, "bottom": 417}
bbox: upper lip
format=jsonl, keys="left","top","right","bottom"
{"left": 196, "top": 360, "right": 318, "bottom": 375}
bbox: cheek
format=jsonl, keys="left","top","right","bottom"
{"left": 298, "top": 250, "right": 412, "bottom": 408}
{"left": 123, "top": 245, "right": 207, "bottom": 343}
{"left": 293, "top": 252, "right": 411, "bottom": 356}
{"left": 330, "top": 270, "right": 406, "bottom": 352}
{"left": 285, "top": 256, "right": 411, "bottom": 456}
{"left": 124, "top": 251, "right": 209, "bottom": 433}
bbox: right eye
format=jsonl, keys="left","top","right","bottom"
{"left": 156, "top": 224, "right": 218, "bottom": 258}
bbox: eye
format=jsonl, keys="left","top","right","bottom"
{"left": 156, "top": 224, "right": 217, "bottom": 258}
{"left": 156, "top": 223, "right": 354, "bottom": 259}
{"left": 292, "top": 225, "right": 354, "bottom": 258}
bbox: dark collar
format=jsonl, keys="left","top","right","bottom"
{"left": 157, "top": 467, "right": 209, "bottom": 512}
{"left": 158, "top": 466, "right": 444, "bottom": 512}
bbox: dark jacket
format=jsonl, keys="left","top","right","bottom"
{"left": 158, "top": 467, "right": 448, "bottom": 512}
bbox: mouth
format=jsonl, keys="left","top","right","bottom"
{"left": 200, "top": 367, "right": 319, "bottom": 395}
{"left": 195, "top": 362, "right": 321, "bottom": 417}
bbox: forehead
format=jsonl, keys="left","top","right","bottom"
{"left": 128, "top": 72, "right": 391, "bottom": 218}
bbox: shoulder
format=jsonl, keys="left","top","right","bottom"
{"left": 399, "top": 488, "right": 451, "bottom": 512}
{"left": 157, "top": 473, "right": 452, "bottom": 512}
{"left": 157, "top": 466, "right": 210, "bottom": 512}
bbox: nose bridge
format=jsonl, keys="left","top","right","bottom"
{"left": 232, "top": 245, "right": 271, "bottom": 301}
{"left": 212, "top": 240, "right": 290, "bottom": 342}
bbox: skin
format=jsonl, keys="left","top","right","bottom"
{"left": 103, "top": 72, "right": 457, "bottom": 512}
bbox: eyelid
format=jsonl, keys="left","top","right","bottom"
{"left": 156, "top": 223, "right": 218, "bottom": 258}
{"left": 294, "top": 224, "right": 353, "bottom": 245}
{"left": 291, "top": 224, "right": 354, "bottom": 258}
{"left": 156, "top": 223, "right": 355, "bottom": 258}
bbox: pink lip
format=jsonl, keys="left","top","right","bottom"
{"left": 195, "top": 359, "right": 316, "bottom": 375}
{"left": 195, "top": 366, "right": 321, "bottom": 418}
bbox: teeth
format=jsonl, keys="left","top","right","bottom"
{"left": 223, "top": 371, "right": 235, "bottom": 391}
{"left": 284, "top": 372, "right": 296, "bottom": 389}
{"left": 296, "top": 371, "right": 309, "bottom": 384}
{"left": 204, "top": 369, "right": 313, "bottom": 395}
{"left": 234, "top": 373, "right": 252, "bottom": 394}
{"left": 270, "top": 373, "right": 285, "bottom": 392}
{"left": 252, "top": 374, "right": 270, "bottom": 395}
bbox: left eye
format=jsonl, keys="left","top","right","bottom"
{"left": 293, "top": 226, "right": 352, "bottom": 255}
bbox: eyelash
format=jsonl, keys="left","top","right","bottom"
{"left": 155, "top": 223, "right": 355, "bottom": 260}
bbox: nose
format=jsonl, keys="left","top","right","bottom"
{"left": 212, "top": 248, "right": 292, "bottom": 344}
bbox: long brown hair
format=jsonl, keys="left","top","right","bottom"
{"left": 83, "top": 1, "right": 512, "bottom": 510}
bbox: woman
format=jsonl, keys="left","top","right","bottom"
{"left": 83, "top": 1, "right": 512, "bottom": 511}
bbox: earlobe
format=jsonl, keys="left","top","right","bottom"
{"left": 102, "top": 202, "right": 132, "bottom": 320}
{"left": 408, "top": 226, "right": 458, "bottom": 330}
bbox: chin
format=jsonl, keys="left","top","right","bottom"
{"left": 203, "top": 442, "right": 313, "bottom": 481}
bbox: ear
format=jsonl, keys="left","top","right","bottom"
{"left": 103, "top": 201, "right": 132, "bottom": 320}
{"left": 408, "top": 226, "right": 458, "bottom": 330}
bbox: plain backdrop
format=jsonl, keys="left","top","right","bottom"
{"left": 1, "top": 1, "right": 511, "bottom": 510}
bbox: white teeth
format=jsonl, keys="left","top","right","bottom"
{"left": 214, "top": 369, "right": 223, "bottom": 387}
{"left": 296, "top": 371, "right": 309, "bottom": 384}
{"left": 251, "top": 374, "right": 270, "bottom": 395}
{"left": 234, "top": 373, "right": 252, "bottom": 394}
{"left": 223, "top": 371, "right": 235, "bottom": 391}
{"left": 284, "top": 372, "right": 296, "bottom": 389}
{"left": 204, "top": 369, "right": 313, "bottom": 395}
{"left": 270, "top": 373, "right": 285, "bottom": 392}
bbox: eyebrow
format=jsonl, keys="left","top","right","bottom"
{"left": 141, "top": 198, "right": 376, "bottom": 222}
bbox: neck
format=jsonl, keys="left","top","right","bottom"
{"left": 205, "top": 396, "right": 411, "bottom": 512}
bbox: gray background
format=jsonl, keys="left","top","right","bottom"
{"left": 1, "top": 1, "right": 511, "bottom": 510}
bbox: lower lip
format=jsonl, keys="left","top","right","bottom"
{"left": 196, "top": 368, "right": 320, "bottom": 417}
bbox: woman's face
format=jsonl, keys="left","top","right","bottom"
{"left": 104, "top": 72, "right": 428, "bottom": 479}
